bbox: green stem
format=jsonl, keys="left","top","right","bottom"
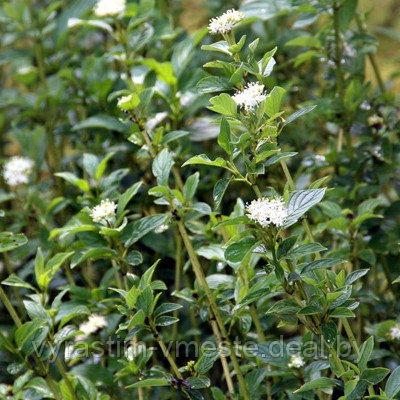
{"left": 332, "top": 1, "right": 353, "bottom": 158}
{"left": 55, "top": 356, "right": 79, "bottom": 400}
{"left": 325, "top": 341, "right": 346, "bottom": 378}
{"left": 354, "top": 14, "right": 386, "bottom": 93}
{"left": 0, "top": 286, "right": 22, "bottom": 327}
{"left": 149, "top": 321, "right": 182, "bottom": 378}
{"left": 44, "top": 375, "right": 64, "bottom": 400}
{"left": 0, "top": 286, "right": 64, "bottom": 400}
{"left": 177, "top": 221, "right": 250, "bottom": 400}
{"left": 171, "top": 231, "right": 182, "bottom": 355}
{"left": 210, "top": 319, "right": 235, "bottom": 395}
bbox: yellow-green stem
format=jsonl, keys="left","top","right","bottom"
{"left": 177, "top": 221, "right": 250, "bottom": 399}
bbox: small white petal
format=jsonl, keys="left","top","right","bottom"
{"left": 3, "top": 156, "right": 34, "bottom": 186}
{"left": 246, "top": 197, "right": 288, "bottom": 227}
{"left": 288, "top": 355, "right": 305, "bottom": 368}
{"left": 208, "top": 9, "right": 245, "bottom": 34}
{"left": 232, "top": 82, "right": 266, "bottom": 112}
{"left": 94, "top": 0, "right": 126, "bottom": 17}
{"left": 90, "top": 199, "right": 117, "bottom": 224}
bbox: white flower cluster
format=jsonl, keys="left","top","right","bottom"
{"left": 76, "top": 314, "right": 107, "bottom": 341}
{"left": 246, "top": 197, "right": 288, "bottom": 227}
{"left": 94, "top": 0, "right": 126, "bottom": 17}
{"left": 90, "top": 199, "right": 117, "bottom": 224}
{"left": 3, "top": 156, "right": 34, "bottom": 186}
{"left": 232, "top": 82, "right": 266, "bottom": 112}
{"left": 367, "top": 114, "right": 384, "bottom": 127}
{"left": 208, "top": 9, "right": 244, "bottom": 35}
{"left": 155, "top": 224, "right": 169, "bottom": 234}
{"left": 388, "top": 324, "right": 400, "bottom": 340}
{"left": 288, "top": 355, "right": 305, "bottom": 368}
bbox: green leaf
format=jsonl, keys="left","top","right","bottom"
{"left": 195, "top": 349, "right": 219, "bottom": 375}
{"left": 208, "top": 93, "right": 237, "bottom": 117}
{"left": 142, "top": 59, "right": 177, "bottom": 86}
{"left": 294, "top": 377, "right": 336, "bottom": 393}
{"left": 322, "top": 321, "right": 337, "bottom": 345}
{"left": 265, "top": 152, "right": 297, "bottom": 167}
{"left": 264, "top": 86, "right": 286, "bottom": 117}
{"left": 37, "top": 252, "right": 73, "bottom": 290}
{"left": 201, "top": 41, "right": 232, "bottom": 56}
{"left": 128, "top": 309, "right": 145, "bottom": 329}
{"left": 72, "top": 114, "right": 128, "bottom": 133}
{"left": 82, "top": 153, "right": 99, "bottom": 178}
{"left": 155, "top": 316, "right": 179, "bottom": 326}
{"left": 213, "top": 178, "right": 231, "bottom": 211}
{"left": 126, "top": 250, "right": 143, "bottom": 266}
{"left": 126, "top": 379, "right": 170, "bottom": 389}
{"left": 0, "top": 232, "right": 28, "bottom": 253}
{"left": 361, "top": 367, "right": 389, "bottom": 385}
{"left": 284, "top": 189, "right": 326, "bottom": 227}
{"left": 71, "top": 247, "right": 117, "bottom": 268}
{"left": 282, "top": 105, "right": 316, "bottom": 127}
{"left": 357, "top": 336, "right": 374, "bottom": 372}
{"left": 186, "top": 376, "right": 210, "bottom": 389}
{"left": 211, "top": 387, "right": 228, "bottom": 400}
{"left": 385, "top": 366, "right": 400, "bottom": 398}
{"left": 218, "top": 117, "right": 232, "bottom": 155}
{"left": 152, "top": 149, "right": 174, "bottom": 186}
{"left": 298, "top": 303, "right": 323, "bottom": 315}
{"left": 136, "top": 286, "right": 154, "bottom": 315}
{"left": 126, "top": 286, "right": 141, "bottom": 309}
{"left": 197, "top": 76, "right": 233, "bottom": 93}
{"left": 338, "top": 0, "right": 358, "bottom": 33}
{"left": 154, "top": 303, "right": 182, "bottom": 317}
{"left": 161, "top": 130, "right": 189, "bottom": 145}
{"left": 205, "top": 274, "right": 234, "bottom": 289}
{"left": 95, "top": 152, "right": 115, "bottom": 180}
{"left": 55, "top": 0, "right": 97, "bottom": 42}
{"left": 2, "top": 274, "right": 36, "bottom": 292}
{"left": 287, "top": 243, "right": 326, "bottom": 259}
{"left": 183, "top": 172, "right": 199, "bottom": 202}
{"left": 59, "top": 305, "right": 90, "bottom": 329}
{"left": 24, "top": 377, "right": 53, "bottom": 398}
{"left": 54, "top": 172, "right": 90, "bottom": 193}
{"left": 345, "top": 269, "right": 369, "bottom": 285}
{"left": 122, "top": 214, "right": 169, "bottom": 246}
{"left": 277, "top": 236, "right": 298, "bottom": 259}
{"left": 225, "top": 238, "right": 258, "bottom": 263}
{"left": 286, "top": 35, "right": 321, "bottom": 48}
{"left": 266, "top": 299, "right": 301, "bottom": 314}
{"left": 117, "top": 181, "right": 142, "bottom": 220}
{"left": 301, "top": 258, "right": 344, "bottom": 274}
{"left": 15, "top": 319, "right": 49, "bottom": 356}
{"left": 329, "top": 307, "right": 355, "bottom": 318}
{"left": 182, "top": 154, "right": 229, "bottom": 170}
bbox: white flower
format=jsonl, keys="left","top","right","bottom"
{"left": 232, "top": 82, "right": 267, "bottom": 112}
{"left": 288, "top": 355, "right": 305, "bottom": 368}
{"left": 3, "top": 156, "right": 34, "bottom": 186}
{"left": 246, "top": 197, "right": 288, "bottom": 227}
{"left": 94, "top": 0, "right": 126, "bottom": 17}
{"left": 368, "top": 114, "right": 383, "bottom": 127}
{"left": 208, "top": 9, "right": 245, "bottom": 34}
{"left": 360, "top": 101, "right": 371, "bottom": 111}
{"left": 155, "top": 224, "right": 169, "bottom": 234}
{"left": 90, "top": 199, "right": 117, "bottom": 224}
{"left": 17, "top": 66, "right": 35, "bottom": 75}
{"left": 76, "top": 314, "right": 107, "bottom": 341}
{"left": 388, "top": 325, "right": 400, "bottom": 340}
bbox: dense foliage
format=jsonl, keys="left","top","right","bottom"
{"left": 1, "top": 0, "right": 399, "bottom": 399}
